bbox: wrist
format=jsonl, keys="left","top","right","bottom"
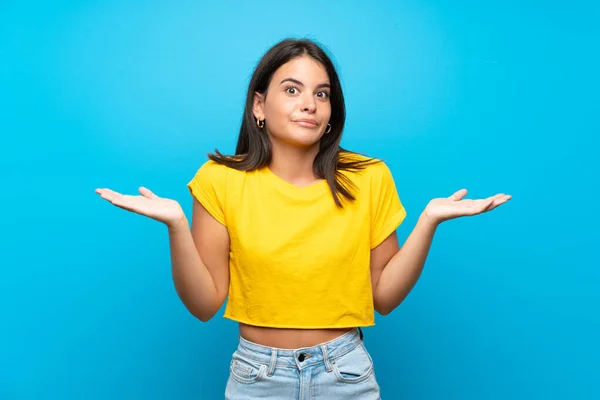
{"left": 167, "top": 212, "right": 188, "bottom": 232}
{"left": 419, "top": 209, "right": 442, "bottom": 228}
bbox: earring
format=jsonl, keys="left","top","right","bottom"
{"left": 325, "top": 123, "right": 331, "bottom": 134}
{"left": 256, "top": 118, "right": 265, "bottom": 129}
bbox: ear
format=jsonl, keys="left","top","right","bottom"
{"left": 252, "top": 92, "right": 265, "bottom": 120}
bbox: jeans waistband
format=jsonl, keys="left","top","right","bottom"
{"left": 235, "top": 327, "right": 364, "bottom": 372}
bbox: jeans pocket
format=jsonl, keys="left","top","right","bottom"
{"left": 229, "top": 352, "right": 267, "bottom": 384}
{"left": 331, "top": 343, "right": 374, "bottom": 384}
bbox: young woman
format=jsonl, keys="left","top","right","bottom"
{"left": 96, "top": 38, "right": 511, "bottom": 399}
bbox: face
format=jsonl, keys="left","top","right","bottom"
{"left": 253, "top": 55, "right": 332, "bottom": 149}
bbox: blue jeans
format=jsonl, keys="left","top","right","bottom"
{"left": 225, "top": 327, "right": 382, "bottom": 399}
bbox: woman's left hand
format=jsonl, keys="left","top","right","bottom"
{"left": 423, "top": 189, "right": 512, "bottom": 225}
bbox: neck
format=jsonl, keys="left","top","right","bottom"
{"left": 268, "top": 140, "right": 321, "bottom": 187}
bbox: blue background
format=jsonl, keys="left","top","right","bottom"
{"left": 1, "top": 1, "right": 598, "bottom": 399}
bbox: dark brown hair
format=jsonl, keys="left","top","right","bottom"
{"left": 208, "top": 38, "right": 379, "bottom": 207}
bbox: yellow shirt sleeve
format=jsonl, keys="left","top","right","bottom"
{"left": 370, "top": 162, "right": 407, "bottom": 249}
{"left": 187, "top": 160, "right": 228, "bottom": 226}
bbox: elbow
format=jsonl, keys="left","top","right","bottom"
{"left": 184, "top": 300, "right": 219, "bottom": 322}
{"left": 375, "top": 305, "right": 392, "bottom": 316}
{"left": 197, "top": 314, "right": 213, "bottom": 323}
{"left": 193, "top": 308, "right": 217, "bottom": 323}
{"left": 175, "top": 287, "right": 222, "bottom": 323}
{"left": 195, "top": 294, "right": 226, "bottom": 322}
{"left": 374, "top": 299, "right": 393, "bottom": 316}
{"left": 373, "top": 289, "right": 392, "bottom": 315}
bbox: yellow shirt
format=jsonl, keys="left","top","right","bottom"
{"left": 187, "top": 153, "right": 406, "bottom": 328}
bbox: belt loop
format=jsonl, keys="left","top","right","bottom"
{"left": 320, "top": 344, "right": 333, "bottom": 372}
{"left": 267, "top": 348, "right": 277, "bottom": 376}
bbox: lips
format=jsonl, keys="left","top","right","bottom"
{"left": 294, "top": 119, "right": 318, "bottom": 128}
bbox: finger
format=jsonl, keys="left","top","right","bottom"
{"left": 488, "top": 194, "right": 512, "bottom": 210}
{"left": 487, "top": 194, "right": 511, "bottom": 204}
{"left": 108, "top": 197, "right": 134, "bottom": 211}
{"left": 103, "top": 191, "right": 130, "bottom": 206}
{"left": 482, "top": 194, "right": 503, "bottom": 210}
{"left": 481, "top": 194, "right": 512, "bottom": 212}
{"left": 484, "top": 197, "right": 496, "bottom": 211}
{"left": 449, "top": 189, "right": 468, "bottom": 201}
{"left": 139, "top": 187, "right": 158, "bottom": 199}
{"left": 109, "top": 195, "right": 148, "bottom": 214}
{"left": 96, "top": 188, "right": 134, "bottom": 207}
{"left": 467, "top": 198, "right": 495, "bottom": 214}
{"left": 97, "top": 188, "right": 121, "bottom": 195}
{"left": 96, "top": 188, "right": 124, "bottom": 201}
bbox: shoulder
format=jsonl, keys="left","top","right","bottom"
{"left": 193, "top": 158, "right": 248, "bottom": 181}
{"left": 196, "top": 159, "right": 230, "bottom": 176}
{"left": 338, "top": 150, "right": 393, "bottom": 181}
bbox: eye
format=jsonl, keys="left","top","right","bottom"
{"left": 317, "top": 91, "right": 330, "bottom": 99}
{"left": 285, "top": 85, "right": 299, "bottom": 95}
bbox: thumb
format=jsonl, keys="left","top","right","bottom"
{"left": 448, "top": 188, "right": 468, "bottom": 201}
{"left": 139, "top": 187, "right": 158, "bottom": 199}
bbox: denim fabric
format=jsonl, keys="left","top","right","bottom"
{"left": 225, "top": 328, "right": 381, "bottom": 399}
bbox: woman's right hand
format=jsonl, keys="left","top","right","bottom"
{"left": 95, "top": 186, "right": 185, "bottom": 227}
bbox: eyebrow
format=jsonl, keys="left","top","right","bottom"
{"left": 280, "top": 78, "right": 331, "bottom": 89}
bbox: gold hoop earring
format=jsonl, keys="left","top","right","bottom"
{"left": 256, "top": 119, "right": 265, "bottom": 129}
{"left": 325, "top": 123, "right": 331, "bottom": 134}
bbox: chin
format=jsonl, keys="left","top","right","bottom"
{"left": 290, "top": 136, "right": 323, "bottom": 149}
{"left": 273, "top": 130, "right": 323, "bottom": 148}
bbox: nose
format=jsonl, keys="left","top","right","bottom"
{"left": 300, "top": 93, "right": 316, "bottom": 113}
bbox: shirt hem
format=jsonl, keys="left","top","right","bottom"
{"left": 223, "top": 315, "right": 375, "bottom": 329}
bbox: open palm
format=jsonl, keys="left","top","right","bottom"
{"left": 424, "top": 189, "right": 511, "bottom": 224}
{"left": 95, "top": 186, "right": 184, "bottom": 226}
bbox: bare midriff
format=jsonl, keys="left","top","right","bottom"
{"left": 239, "top": 323, "right": 354, "bottom": 349}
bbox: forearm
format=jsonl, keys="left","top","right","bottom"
{"left": 374, "top": 212, "right": 438, "bottom": 315}
{"left": 167, "top": 217, "right": 220, "bottom": 321}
